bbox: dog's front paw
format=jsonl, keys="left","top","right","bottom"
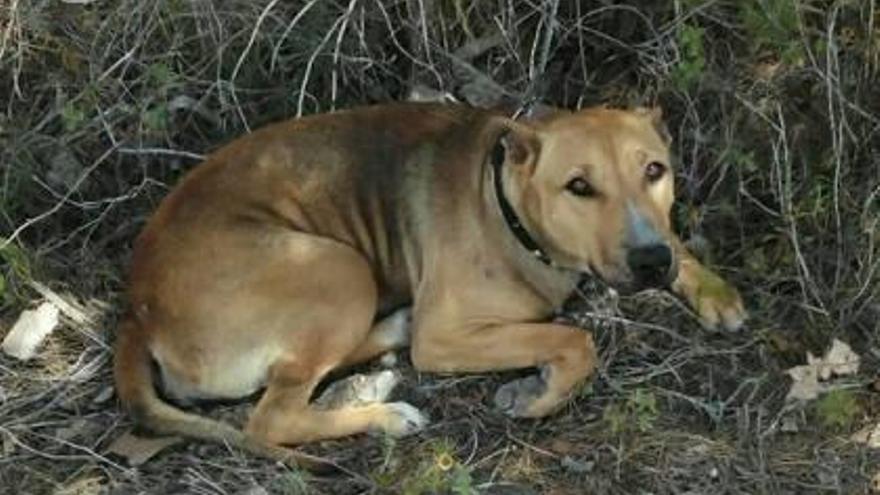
{"left": 494, "top": 373, "right": 548, "bottom": 418}
{"left": 688, "top": 268, "right": 746, "bottom": 331}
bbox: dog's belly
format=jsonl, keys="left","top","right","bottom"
{"left": 154, "top": 343, "right": 281, "bottom": 403}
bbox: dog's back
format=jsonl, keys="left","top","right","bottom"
{"left": 131, "top": 104, "right": 484, "bottom": 302}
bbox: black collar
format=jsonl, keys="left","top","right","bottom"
{"left": 491, "top": 141, "right": 557, "bottom": 268}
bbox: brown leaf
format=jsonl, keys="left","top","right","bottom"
{"left": 785, "top": 339, "right": 860, "bottom": 402}
{"left": 53, "top": 476, "right": 105, "bottom": 495}
{"left": 852, "top": 422, "right": 880, "bottom": 449}
{"left": 549, "top": 438, "right": 577, "bottom": 455}
{"left": 106, "top": 431, "right": 181, "bottom": 466}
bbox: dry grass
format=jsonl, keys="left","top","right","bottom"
{"left": 1, "top": 0, "right": 879, "bottom": 493}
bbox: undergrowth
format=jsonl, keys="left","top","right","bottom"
{"left": 1, "top": 0, "right": 878, "bottom": 493}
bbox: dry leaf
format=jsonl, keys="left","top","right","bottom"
{"left": 784, "top": 339, "right": 860, "bottom": 402}
{"left": 817, "top": 339, "right": 860, "bottom": 379}
{"left": 92, "top": 386, "right": 115, "bottom": 404}
{"left": 785, "top": 359, "right": 822, "bottom": 401}
{"left": 407, "top": 84, "right": 456, "bottom": 104}
{"left": 47, "top": 148, "right": 83, "bottom": 190}
{"left": 852, "top": 423, "right": 880, "bottom": 449}
{"left": 549, "top": 438, "right": 577, "bottom": 455}
{"left": 2, "top": 301, "right": 60, "bottom": 361}
{"left": 2, "top": 430, "right": 15, "bottom": 457}
{"left": 56, "top": 419, "right": 89, "bottom": 442}
{"left": 780, "top": 415, "right": 800, "bottom": 433}
{"left": 167, "top": 95, "right": 220, "bottom": 125}
{"left": 53, "top": 476, "right": 105, "bottom": 495}
{"left": 751, "top": 58, "right": 783, "bottom": 81}
{"left": 30, "top": 281, "right": 97, "bottom": 326}
{"left": 106, "top": 431, "right": 181, "bottom": 466}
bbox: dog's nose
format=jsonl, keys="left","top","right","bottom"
{"left": 627, "top": 243, "right": 672, "bottom": 286}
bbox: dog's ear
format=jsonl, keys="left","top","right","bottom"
{"left": 635, "top": 106, "right": 672, "bottom": 145}
{"left": 489, "top": 117, "right": 542, "bottom": 174}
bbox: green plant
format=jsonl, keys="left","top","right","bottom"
{"left": 61, "top": 101, "right": 87, "bottom": 132}
{"left": 272, "top": 469, "right": 312, "bottom": 495}
{"left": 739, "top": 0, "right": 803, "bottom": 63}
{"left": 815, "top": 389, "right": 861, "bottom": 430}
{"left": 0, "top": 240, "right": 33, "bottom": 306}
{"left": 604, "top": 402, "right": 628, "bottom": 435}
{"left": 371, "top": 435, "right": 400, "bottom": 488}
{"left": 398, "top": 439, "right": 476, "bottom": 495}
{"left": 672, "top": 23, "right": 706, "bottom": 91}
{"left": 142, "top": 104, "right": 169, "bottom": 133}
{"left": 146, "top": 62, "right": 176, "bottom": 89}
{"left": 728, "top": 147, "right": 758, "bottom": 174}
{"left": 577, "top": 380, "right": 595, "bottom": 399}
{"left": 605, "top": 388, "right": 660, "bottom": 435}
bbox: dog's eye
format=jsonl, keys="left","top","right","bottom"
{"left": 565, "top": 177, "right": 596, "bottom": 197}
{"left": 645, "top": 161, "right": 666, "bottom": 183}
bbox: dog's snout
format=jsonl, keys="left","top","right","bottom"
{"left": 623, "top": 202, "right": 674, "bottom": 288}
{"left": 627, "top": 243, "right": 672, "bottom": 286}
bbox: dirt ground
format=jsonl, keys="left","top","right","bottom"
{"left": 1, "top": 1, "right": 878, "bottom": 494}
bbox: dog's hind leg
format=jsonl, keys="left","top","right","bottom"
{"left": 239, "top": 236, "right": 425, "bottom": 446}
{"left": 245, "top": 358, "right": 426, "bottom": 445}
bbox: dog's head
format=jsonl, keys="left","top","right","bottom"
{"left": 491, "top": 106, "right": 678, "bottom": 292}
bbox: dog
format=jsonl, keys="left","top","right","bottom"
{"left": 114, "top": 103, "right": 745, "bottom": 465}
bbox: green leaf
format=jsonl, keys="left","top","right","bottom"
{"left": 143, "top": 105, "right": 169, "bottom": 132}
{"left": 147, "top": 62, "right": 176, "bottom": 87}
{"left": 451, "top": 465, "right": 475, "bottom": 495}
{"left": 61, "top": 101, "right": 87, "bottom": 132}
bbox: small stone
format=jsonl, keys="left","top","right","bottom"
{"left": 93, "top": 386, "right": 115, "bottom": 404}
{"left": 780, "top": 415, "right": 799, "bottom": 433}
{"left": 560, "top": 455, "right": 593, "bottom": 474}
{"left": 379, "top": 352, "right": 398, "bottom": 368}
{"left": 2, "top": 302, "right": 60, "bottom": 361}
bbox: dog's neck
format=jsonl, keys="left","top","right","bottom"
{"left": 491, "top": 150, "right": 557, "bottom": 268}
{"left": 486, "top": 153, "right": 580, "bottom": 307}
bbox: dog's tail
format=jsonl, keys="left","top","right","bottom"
{"left": 113, "top": 317, "right": 327, "bottom": 470}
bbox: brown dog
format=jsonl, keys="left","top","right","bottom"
{"left": 114, "top": 103, "right": 745, "bottom": 464}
